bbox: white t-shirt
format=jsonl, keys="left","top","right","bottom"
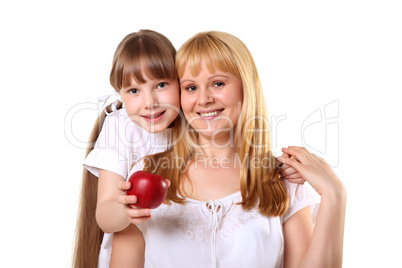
{"left": 83, "top": 108, "right": 173, "bottom": 268}
{"left": 134, "top": 164, "right": 320, "bottom": 268}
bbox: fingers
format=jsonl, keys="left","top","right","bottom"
{"left": 118, "top": 181, "right": 132, "bottom": 191}
{"left": 286, "top": 178, "right": 305, "bottom": 184}
{"left": 278, "top": 154, "right": 303, "bottom": 171}
{"left": 278, "top": 152, "right": 289, "bottom": 170}
{"left": 282, "top": 171, "right": 302, "bottom": 180}
{"left": 117, "top": 181, "right": 139, "bottom": 206}
{"left": 129, "top": 216, "right": 152, "bottom": 225}
{"left": 116, "top": 181, "right": 152, "bottom": 224}
{"left": 279, "top": 158, "right": 300, "bottom": 175}
{"left": 126, "top": 207, "right": 151, "bottom": 224}
{"left": 280, "top": 166, "right": 306, "bottom": 184}
{"left": 117, "top": 193, "right": 138, "bottom": 205}
{"left": 312, "top": 153, "right": 326, "bottom": 163}
{"left": 120, "top": 196, "right": 152, "bottom": 224}
{"left": 279, "top": 153, "right": 300, "bottom": 171}
{"left": 281, "top": 147, "right": 309, "bottom": 163}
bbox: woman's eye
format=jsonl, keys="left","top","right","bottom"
{"left": 214, "top": 82, "right": 224, "bottom": 87}
{"left": 129, "top": 88, "right": 138, "bottom": 94}
{"left": 157, "top": 82, "right": 167, "bottom": 89}
{"left": 185, "top": 85, "right": 197, "bottom": 92}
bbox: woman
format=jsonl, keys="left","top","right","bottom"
{"left": 110, "top": 31, "right": 346, "bottom": 268}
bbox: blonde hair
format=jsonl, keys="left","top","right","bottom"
{"left": 72, "top": 29, "right": 177, "bottom": 268}
{"left": 145, "top": 31, "right": 289, "bottom": 217}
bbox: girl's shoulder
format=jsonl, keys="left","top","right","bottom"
{"left": 282, "top": 180, "right": 321, "bottom": 223}
{"left": 103, "top": 108, "right": 143, "bottom": 133}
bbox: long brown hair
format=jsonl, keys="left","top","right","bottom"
{"left": 72, "top": 29, "right": 177, "bottom": 268}
{"left": 144, "top": 31, "right": 289, "bottom": 217}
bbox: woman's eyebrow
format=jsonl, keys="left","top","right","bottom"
{"left": 180, "top": 74, "right": 230, "bottom": 85}
{"left": 180, "top": 79, "right": 194, "bottom": 85}
{"left": 208, "top": 74, "right": 229, "bottom": 80}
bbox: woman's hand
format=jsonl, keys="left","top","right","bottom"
{"left": 278, "top": 146, "right": 345, "bottom": 197}
{"left": 117, "top": 181, "right": 152, "bottom": 224}
{"left": 279, "top": 152, "right": 306, "bottom": 184}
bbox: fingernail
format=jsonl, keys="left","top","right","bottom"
{"left": 278, "top": 157, "right": 285, "bottom": 162}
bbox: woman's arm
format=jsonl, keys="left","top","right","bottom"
{"left": 110, "top": 224, "right": 145, "bottom": 268}
{"left": 279, "top": 147, "right": 347, "bottom": 268}
{"left": 96, "top": 169, "right": 151, "bottom": 233}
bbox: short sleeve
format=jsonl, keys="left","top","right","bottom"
{"left": 282, "top": 180, "right": 321, "bottom": 224}
{"left": 83, "top": 112, "right": 128, "bottom": 179}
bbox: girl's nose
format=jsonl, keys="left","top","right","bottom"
{"left": 144, "top": 91, "right": 159, "bottom": 109}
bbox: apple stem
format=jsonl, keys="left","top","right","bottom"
{"left": 152, "top": 162, "right": 160, "bottom": 174}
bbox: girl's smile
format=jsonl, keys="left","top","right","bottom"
{"left": 121, "top": 75, "right": 180, "bottom": 133}
{"left": 141, "top": 110, "right": 166, "bottom": 122}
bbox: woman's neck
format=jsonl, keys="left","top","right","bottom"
{"left": 197, "top": 135, "right": 237, "bottom": 160}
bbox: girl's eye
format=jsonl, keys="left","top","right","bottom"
{"left": 185, "top": 85, "right": 197, "bottom": 92}
{"left": 129, "top": 88, "right": 138, "bottom": 94}
{"left": 157, "top": 82, "right": 167, "bottom": 89}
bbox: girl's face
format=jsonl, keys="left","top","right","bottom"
{"left": 180, "top": 61, "right": 243, "bottom": 142}
{"left": 120, "top": 75, "right": 180, "bottom": 133}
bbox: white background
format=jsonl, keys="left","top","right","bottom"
{"left": 1, "top": 0, "right": 401, "bottom": 267}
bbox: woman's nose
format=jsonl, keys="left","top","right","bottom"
{"left": 197, "top": 89, "right": 213, "bottom": 106}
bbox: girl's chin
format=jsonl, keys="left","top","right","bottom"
{"left": 143, "top": 123, "right": 168, "bottom": 133}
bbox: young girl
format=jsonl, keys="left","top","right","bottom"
{"left": 72, "top": 29, "right": 181, "bottom": 268}
{"left": 110, "top": 31, "right": 346, "bottom": 268}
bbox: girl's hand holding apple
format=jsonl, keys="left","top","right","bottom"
{"left": 117, "top": 171, "right": 169, "bottom": 224}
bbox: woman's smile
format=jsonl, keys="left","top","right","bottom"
{"left": 180, "top": 61, "right": 243, "bottom": 139}
{"left": 197, "top": 109, "right": 225, "bottom": 119}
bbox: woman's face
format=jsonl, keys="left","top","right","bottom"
{"left": 180, "top": 61, "right": 243, "bottom": 142}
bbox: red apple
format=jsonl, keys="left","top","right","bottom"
{"left": 126, "top": 170, "right": 169, "bottom": 209}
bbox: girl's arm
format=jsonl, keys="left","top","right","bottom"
{"left": 280, "top": 152, "right": 306, "bottom": 184}
{"left": 279, "top": 147, "right": 347, "bottom": 268}
{"left": 110, "top": 224, "right": 145, "bottom": 268}
{"left": 283, "top": 207, "right": 314, "bottom": 267}
{"left": 96, "top": 169, "right": 151, "bottom": 233}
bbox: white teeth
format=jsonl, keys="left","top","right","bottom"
{"left": 147, "top": 112, "right": 163, "bottom": 119}
{"left": 200, "top": 111, "right": 220, "bottom": 117}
